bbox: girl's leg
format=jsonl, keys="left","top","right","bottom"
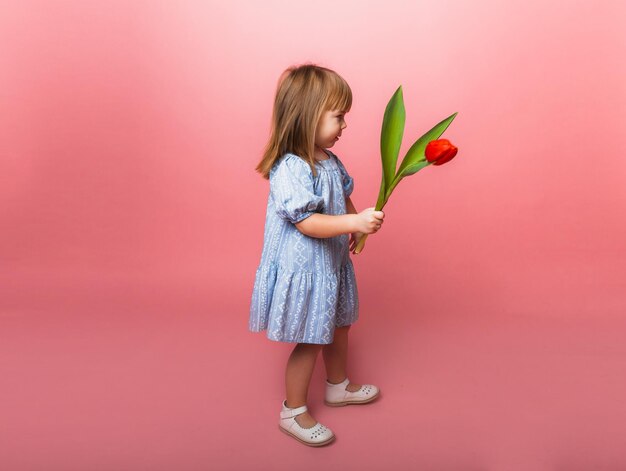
{"left": 322, "top": 325, "right": 361, "bottom": 392}
{"left": 285, "top": 342, "right": 323, "bottom": 428}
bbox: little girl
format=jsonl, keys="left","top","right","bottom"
{"left": 248, "top": 63, "right": 385, "bottom": 447}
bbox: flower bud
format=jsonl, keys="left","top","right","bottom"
{"left": 425, "top": 139, "right": 458, "bottom": 166}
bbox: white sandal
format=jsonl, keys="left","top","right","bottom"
{"left": 324, "top": 377, "right": 380, "bottom": 406}
{"left": 278, "top": 400, "right": 335, "bottom": 446}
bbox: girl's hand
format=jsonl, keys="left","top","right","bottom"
{"left": 349, "top": 231, "right": 365, "bottom": 253}
{"left": 353, "top": 207, "right": 385, "bottom": 234}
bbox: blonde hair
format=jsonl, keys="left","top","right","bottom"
{"left": 255, "top": 63, "right": 352, "bottom": 179}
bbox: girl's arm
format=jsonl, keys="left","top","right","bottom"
{"left": 295, "top": 198, "right": 385, "bottom": 240}
{"left": 295, "top": 213, "right": 357, "bottom": 238}
{"left": 294, "top": 197, "right": 359, "bottom": 239}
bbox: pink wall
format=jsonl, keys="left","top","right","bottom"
{"left": 1, "top": 0, "right": 625, "bottom": 469}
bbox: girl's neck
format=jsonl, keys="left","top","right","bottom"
{"left": 314, "top": 146, "right": 330, "bottom": 161}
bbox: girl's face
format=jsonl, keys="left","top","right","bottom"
{"left": 315, "top": 108, "right": 348, "bottom": 149}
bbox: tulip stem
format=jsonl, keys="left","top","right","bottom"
{"left": 353, "top": 195, "right": 389, "bottom": 255}
{"left": 353, "top": 233, "right": 368, "bottom": 254}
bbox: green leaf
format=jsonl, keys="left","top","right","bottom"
{"left": 395, "top": 111, "right": 458, "bottom": 179}
{"left": 380, "top": 86, "right": 406, "bottom": 196}
{"left": 383, "top": 160, "right": 429, "bottom": 202}
{"left": 374, "top": 176, "right": 386, "bottom": 211}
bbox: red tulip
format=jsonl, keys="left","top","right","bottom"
{"left": 425, "top": 139, "right": 458, "bottom": 166}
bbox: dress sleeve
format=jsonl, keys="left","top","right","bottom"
{"left": 334, "top": 155, "right": 354, "bottom": 198}
{"left": 270, "top": 155, "right": 325, "bottom": 224}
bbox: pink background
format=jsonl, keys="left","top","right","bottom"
{"left": 2, "top": 0, "right": 626, "bottom": 469}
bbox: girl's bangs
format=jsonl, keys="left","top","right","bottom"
{"left": 326, "top": 76, "right": 352, "bottom": 112}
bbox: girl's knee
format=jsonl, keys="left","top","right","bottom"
{"left": 296, "top": 342, "right": 324, "bottom": 350}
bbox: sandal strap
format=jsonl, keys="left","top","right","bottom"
{"left": 327, "top": 377, "right": 350, "bottom": 388}
{"left": 280, "top": 403, "right": 308, "bottom": 419}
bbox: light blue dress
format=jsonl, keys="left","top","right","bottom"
{"left": 248, "top": 149, "right": 359, "bottom": 344}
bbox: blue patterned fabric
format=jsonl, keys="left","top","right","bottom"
{"left": 249, "top": 150, "right": 359, "bottom": 344}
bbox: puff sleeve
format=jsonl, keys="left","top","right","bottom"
{"left": 270, "top": 155, "right": 325, "bottom": 224}
{"left": 334, "top": 155, "right": 354, "bottom": 197}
